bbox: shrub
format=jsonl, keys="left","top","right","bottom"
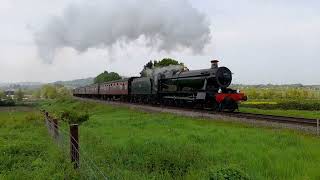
{"left": 0, "top": 98, "right": 15, "bottom": 106}
{"left": 208, "top": 166, "right": 250, "bottom": 180}
{"left": 59, "top": 109, "right": 89, "bottom": 124}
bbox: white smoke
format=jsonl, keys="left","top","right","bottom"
{"left": 34, "top": 0, "right": 211, "bottom": 63}
{"left": 143, "top": 65, "right": 184, "bottom": 78}
{"left": 143, "top": 65, "right": 186, "bottom": 91}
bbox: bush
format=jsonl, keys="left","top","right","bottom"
{"left": 59, "top": 109, "right": 89, "bottom": 124}
{"left": 208, "top": 166, "right": 250, "bottom": 180}
{"left": 56, "top": 96, "right": 75, "bottom": 104}
{"left": 0, "top": 99, "right": 15, "bottom": 106}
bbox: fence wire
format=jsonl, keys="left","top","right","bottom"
{"left": 44, "top": 115, "right": 107, "bottom": 179}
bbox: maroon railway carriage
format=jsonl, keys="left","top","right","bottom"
{"left": 73, "top": 86, "right": 86, "bottom": 97}
{"left": 84, "top": 84, "right": 99, "bottom": 97}
{"left": 99, "top": 78, "right": 136, "bottom": 100}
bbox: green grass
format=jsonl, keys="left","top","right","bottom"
{"left": 239, "top": 107, "right": 320, "bottom": 119}
{"left": 241, "top": 99, "right": 320, "bottom": 111}
{"left": 39, "top": 99, "right": 320, "bottom": 179}
{"left": 0, "top": 106, "right": 76, "bottom": 179}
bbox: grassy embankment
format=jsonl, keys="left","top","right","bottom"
{"left": 239, "top": 100, "right": 320, "bottom": 119}
{"left": 0, "top": 106, "right": 75, "bottom": 179}
{"left": 39, "top": 98, "right": 320, "bottom": 179}
{"left": 236, "top": 86, "right": 320, "bottom": 119}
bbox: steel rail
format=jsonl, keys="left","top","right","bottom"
{"left": 223, "top": 112, "right": 317, "bottom": 127}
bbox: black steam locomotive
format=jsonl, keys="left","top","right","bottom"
{"left": 73, "top": 60, "right": 247, "bottom": 112}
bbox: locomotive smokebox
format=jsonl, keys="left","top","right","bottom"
{"left": 211, "top": 60, "right": 219, "bottom": 69}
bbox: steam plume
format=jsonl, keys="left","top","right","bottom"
{"left": 143, "top": 65, "right": 185, "bottom": 78}
{"left": 34, "top": 0, "right": 211, "bottom": 63}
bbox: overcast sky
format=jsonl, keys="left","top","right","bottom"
{"left": 0, "top": 0, "right": 319, "bottom": 84}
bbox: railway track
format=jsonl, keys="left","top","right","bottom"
{"left": 224, "top": 112, "right": 318, "bottom": 127}
{"left": 164, "top": 107, "right": 318, "bottom": 127}
{"left": 75, "top": 97, "right": 319, "bottom": 128}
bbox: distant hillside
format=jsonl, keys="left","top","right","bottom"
{"left": 0, "top": 82, "right": 42, "bottom": 90}
{"left": 52, "top": 77, "right": 94, "bottom": 88}
{"left": 0, "top": 77, "right": 94, "bottom": 91}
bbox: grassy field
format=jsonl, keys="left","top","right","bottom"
{"left": 238, "top": 99, "right": 320, "bottom": 119}
{"left": 39, "top": 98, "right": 320, "bottom": 179}
{"left": 239, "top": 107, "right": 320, "bottom": 119}
{"left": 0, "top": 106, "right": 75, "bottom": 179}
{"left": 234, "top": 85, "right": 320, "bottom": 113}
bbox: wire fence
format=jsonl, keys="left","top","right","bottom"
{"left": 43, "top": 111, "right": 107, "bottom": 179}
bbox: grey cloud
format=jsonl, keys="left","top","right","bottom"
{"left": 34, "top": 0, "right": 211, "bottom": 63}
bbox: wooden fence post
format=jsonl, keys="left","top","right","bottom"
{"left": 70, "top": 124, "right": 79, "bottom": 169}
{"left": 45, "top": 112, "right": 49, "bottom": 121}
{"left": 47, "top": 115, "right": 53, "bottom": 136}
{"left": 317, "top": 119, "right": 319, "bottom": 136}
{"left": 53, "top": 118, "right": 59, "bottom": 139}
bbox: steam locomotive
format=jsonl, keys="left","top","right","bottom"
{"left": 73, "top": 60, "right": 247, "bottom": 112}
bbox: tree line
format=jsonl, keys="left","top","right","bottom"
{"left": 0, "top": 58, "right": 183, "bottom": 104}
{"left": 93, "top": 58, "right": 183, "bottom": 84}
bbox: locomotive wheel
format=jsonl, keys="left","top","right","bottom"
{"left": 219, "top": 98, "right": 237, "bottom": 112}
{"left": 226, "top": 107, "right": 236, "bottom": 113}
{"left": 218, "top": 103, "right": 223, "bottom": 112}
{"left": 204, "top": 100, "right": 217, "bottom": 110}
{"left": 218, "top": 103, "right": 235, "bottom": 112}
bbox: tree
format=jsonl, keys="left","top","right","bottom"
{"left": 39, "top": 84, "right": 71, "bottom": 99}
{"left": 140, "top": 60, "right": 154, "bottom": 76}
{"left": 32, "top": 89, "right": 41, "bottom": 99}
{"left": 16, "top": 88, "right": 24, "bottom": 101}
{"left": 154, "top": 58, "right": 184, "bottom": 67}
{"left": 0, "top": 90, "right": 4, "bottom": 99}
{"left": 41, "top": 85, "right": 58, "bottom": 99}
{"left": 94, "top": 71, "right": 121, "bottom": 84}
{"left": 57, "top": 87, "right": 71, "bottom": 98}
{"left": 145, "top": 60, "right": 154, "bottom": 69}
{"left": 140, "top": 58, "right": 185, "bottom": 77}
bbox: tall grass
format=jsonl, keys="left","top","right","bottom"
{"left": 39, "top": 99, "right": 320, "bottom": 179}
{"left": 241, "top": 100, "right": 320, "bottom": 111}
{"left": 0, "top": 107, "right": 76, "bottom": 179}
{"left": 236, "top": 86, "right": 320, "bottom": 100}
{"left": 232, "top": 86, "right": 320, "bottom": 112}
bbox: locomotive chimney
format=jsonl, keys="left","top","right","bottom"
{"left": 211, "top": 60, "right": 219, "bottom": 69}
